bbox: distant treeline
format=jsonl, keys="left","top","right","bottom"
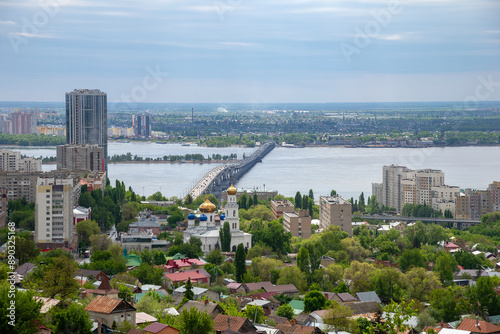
{"left": 109, "top": 152, "right": 238, "bottom": 162}
{"left": 198, "top": 136, "right": 256, "bottom": 147}
{"left": 0, "top": 134, "right": 65, "bottom": 146}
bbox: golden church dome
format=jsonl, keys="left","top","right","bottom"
{"left": 227, "top": 183, "right": 237, "bottom": 195}
{"left": 199, "top": 198, "right": 216, "bottom": 213}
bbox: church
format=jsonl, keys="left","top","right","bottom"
{"left": 183, "top": 184, "right": 252, "bottom": 253}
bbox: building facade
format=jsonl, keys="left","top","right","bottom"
{"left": 65, "top": 89, "right": 107, "bottom": 171}
{"left": 283, "top": 209, "right": 311, "bottom": 239}
{"left": 12, "top": 111, "right": 37, "bottom": 134}
{"left": 0, "top": 150, "right": 42, "bottom": 172}
{"left": 455, "top": 181, "right": 500, "bottom": 220}
{"left": 270, "top": 200, "right": 295, "bottom": 220}
{"left": 132, "top": 114, "right": 151, "bottom": 138}
{"left": 0, "top": 171, "right": 42, "bottom": 202}
{"left": 34, "top": 174, "right": 81, "bottom": 248}
{"left": 319, "top": 195, "right": 352, "bottom": 236}
{"left": 56, "top": 144, "right": 105, "bottom": 172}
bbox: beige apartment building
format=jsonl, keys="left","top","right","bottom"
{"left": 319, "top": 195, "right": 352, "bottom": 236}
{"left": 270, "top": 199, "right": 295, "bottom": 220}
{"left": 57, "top": 144, "right": 105, "bottom": 172}
{"left": 0, "top": 150, "right": 42, "bottom": 172}
{"left": 34, "top": 172, "right": 81, "bottom": 248}
{"left": 455, "top": 181, "right": 500, "bottom": 220}
{"left": 282, "top": 209, "right": 311, "bottom": 239}
{"left": 0, "top": 171, "right": 43, "bottom": 202}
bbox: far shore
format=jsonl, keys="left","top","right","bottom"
{"left": 42, "top": 159, "right": 241, "bottom": 165}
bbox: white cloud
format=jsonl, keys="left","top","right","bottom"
{"left": 374, "top": 34, "right": 404, "bottom": 41}
{"left": 0, "top": 20, "right": 15, "bottom": 25}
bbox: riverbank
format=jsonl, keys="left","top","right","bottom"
{"left": 42, "top": 159, "right": 241, "bottom": 165}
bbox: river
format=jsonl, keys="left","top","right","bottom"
{"left": 6, "top": 143, "right": 500, "bottom": 200}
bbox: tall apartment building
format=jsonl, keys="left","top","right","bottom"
{"left": 34, "top": 173, "right": 81, "bottom": 248}
{"left": 373, "top": 165, "right": 456, "bottom": 213}
{"left": 270, "top": 200, "right": 295, "bottom": 220}
{"left": 283, "top": 209, "right": 311, "bottom": 239}
{"left": 56, "top": 144, "right": 105, "bottom": 172}
{"left": 319, "top": 195, "right": 352, "bottom": 236}
{"left": 12, "top": 111, "right": 37, "bottom": 134}
{"left": 66, "top": 89, "right": 107, "bottom": 171}
{"left": 0, "top": 171, "right": 42, "bottom": 202}
{"left": 455, "top": 181, "right": 500, "bottom": 220}
{"left": 0, "top": 114, "right": 11, "bottom": 134}
{"left": 132, "top": 114, "right": 151, "bottom": 138}
{"left": 0, "top": 150, "right": 42, "bottom": 172}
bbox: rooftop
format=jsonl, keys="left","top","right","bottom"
{"left": 321, "top": 195, "right": 349, "bottom": 205}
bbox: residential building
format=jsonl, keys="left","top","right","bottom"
{"left": 132, "top": 114, "right": 151, "bottom": 138}
{"left": 0, "top": 171, "right": 42, "bottom": 202}
{"left": 456, "top": 318, "right": 500, "bottom": 334}
{"left": 81, "top": 171, "right": 107, "bottom": 193}
{"left": 213, "top": 314, "right": 258, "bottom": 333}
{"left": 84, "top": 296, "right": 136, "bottom": 330}
{"left": 128, "top": 209, "right": 160, "bottom": 236}
{"left": 65, "top": 89, "right": 108, "bottom": 171}
{"left": 455, "top": 182, "right": 500, "bottom": 220}
{"left": 163, "top": 270, "right": 210, "bottom": 287}
{"left": 177, "top": 300, "right": 223, "bottom": 319}
{"left": 34, "top": 173, "right": 81, "bottom": 248}
{"left": 12, "top": 111, "right": 37, "bottom": 134}
{"left": 120, "top": 231, "right": 168, "bottom": 252}
{"left": 56, "top": 144, "right": 105, "bottom": 172}
{"left": 0, "top": 189, "right": 7, "bottom": 229}
{"left": 143, "top": 322, "right": 179, "bottom": 334}
{"left": 282, "top": 209, "right": 311, "bottom": 239}
{"left": 270, "top": 199, "right": 294, "bottom": 220}
{"left": 319, "top": 195, "right": 352, "bottom": 236}
{"left": 0, "top": 150, "right": 42, "bottom": 172}
{"left": 374, "top": 165, "right": 458, "bottom": 213}
{"left": 73, "top": 206, "right": 91, "bottom": 225}
{"left": 183, "top": 184, "right": 252, "bottom": 253}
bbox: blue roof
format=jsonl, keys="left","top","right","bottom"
{"left": 220, "top": 214, "right": 225, "bottom": 220}
{"left": 199, "top": 214, "right": 207, "bottom": 221}
{"left": 187, "top": 213, "right": 196, "bottom": 220}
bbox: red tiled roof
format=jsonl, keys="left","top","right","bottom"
{"left": 444, "top": 242, "right": 460, "bottom": 249}
{"left": 457, "top": 318, "right": 500, "bottom": 333}
{"left": 227, "top": 282, "right": 242, "bottom": 290}
{"left": 164, "top": 271, "right": 207, "bottom": 283}
{"left": 213, "top": 314, "right": 248, "bottom": 332}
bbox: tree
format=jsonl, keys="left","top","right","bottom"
{"left": 330, "top": 189, "right": 337, "bottom": 196}
{"left": 235, "top": 243, "right": 247, "bottom": 283}
{"left": 297, "top": 246, "right": 310, "bottom": 274}
{"left": 219, "top": 222, "right": 231, "bottom": 252}
{"left": 253, "top": 193, "right": 258, "bottom": 206}
{"left": 205, "top": 249, "right": 224, "bottom": 265}
{"left": 433, "top": 252, "right": 458, "bottom": 285}
{"left": 52, "top": 303, "right": 93, "bottom": 334}
{"left": 0, "top": 282, "right": 42, "bottom": 334}
{"left": 343, "top": 261, "right": 375, "bottom": 294}
{"left": 277, "top": 266, "right": 307, "bottom": 292}
{"left": 309, "top": 189, "right": 314, "bottom": 200}
{"left": 295, "top": 191, "right": 302, "bottom": 208}
{"left": 429, "top": 286, "right": 464, "bottom": 322}
{"left": 370, "top": 267, "right": 405, "bottom": 302}
{"left": 323, "top": 301, "right": 358, "bottom": 333}
{"left": 177, "top": 307, "right": 214, "bottom": 334}
{"left": 250, "top": 258, "right": 284, "bottom": 282}
{"left": 184, "top": 278, "right": 194, "bottom": 300}
{"left": 42, "top": 256, "right": 79, "bottom": 300}
{"left": 244, "top": 305, "right": 265, "bottom": 324}
{"left": 399, "top": 248, "right": 426, "bottom": 272}
{"left": 405, "top": 267, "right": 442, "bottom": 302}
{"left": 304, "top": 290, "right": 327, "bottom": 313}
{"left": 367, "top": 300, "right": 417, "bottom": 334}
{"left": 130, "top": 263, "right": 165, "bottom": 285}
{"left": 359, "top": 192, "right": 365, "bottom": 212}
{"left": 89, "top": 234, "right": 112, "bottom": 252}
{"left": 15, "top": 236, "right": 39, "bottom": 265}
{"left": 466, "top": 276, "right": 500, "bottom": 318}
{"left": 76, "top": 220, "right": 100, "bottom": 247}
{"left": 276, "top": 304, "right": 294, "bottom": 320}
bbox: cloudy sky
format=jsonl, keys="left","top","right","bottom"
{"left": 0, "top": 0, "right": 499, "bottom": 103}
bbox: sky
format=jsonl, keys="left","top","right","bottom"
{"left": 0, "top": 0, "right": 499, "bottom": 103}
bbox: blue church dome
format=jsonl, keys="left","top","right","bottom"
{"left": 199, "top": 214, "right": 208, "bottom": 221}
{"left": 187, "top": 213, "right": 196, "bottom": 220}
{"left": 219, "top": 214, "right": 226, "bottom": 220}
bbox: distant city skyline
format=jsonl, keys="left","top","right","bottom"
{"left": 0, "top": 0, "right": 499, "bottom": 103}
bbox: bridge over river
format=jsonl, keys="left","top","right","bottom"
{"left": 356, "top": 214, "right": 481, "bottom": 230}
{"left": 188, "top": 142, "right": 275, "bottom": 199}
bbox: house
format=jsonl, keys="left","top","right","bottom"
{"left": 178, "top": 300, "right": 224, "bottom": 319}
{"left": 346, "top": 301, "right": 381, "bottom": 315}
{"left": 356, "top": 291, "right": 382, "bottom": 304}
{"left": 244, "top": 281, "right": 275, "bottom": 293}
{"left": 16, "top": 262, "right": 36, "bottom": 277}
{"left": 75, "top": 269, "right": 109, "bottom": 282}
{"left": 265, "top": 284, "right": 299, "bottom": 296}
{"left": 173, "top": 285, "right": 208, "bottom": 299}
{"left": 85, "top": 296, "right": 136, "bottom": 333}
{"left": 294, "top": 312, "right": 314, "bottom": 326}
{"left": 135, "top": 312, "right": 157, "bottom": 325}
{"left": 84, "top": 275, "right": 119, "bottom": 298}
{"left": 227, "top": 282, "right": 246, "bottom": 294}
{"left": 457, "top": 318, "right": 500, "bottom": 334}
{"left": 143, "top": 322, "right": 180, "bottom": 334}
{"left": 243, "top": 299, "right": 273, "bottom": 316}
{"left": 163, "top": 270, "right": 209, "bottom": 287}
{"left": 35, "top": 297, "right": 61, "bottom": 314}
{"left": 128, "top": 209, "right": 161, "bottom": 237}
{"left": 213, "top": 314, "right": 258, "bottom": 333}
{"left": 275, "top": 323, "right": 322, "bottom": 334}
{"left": 161, "top": 258, "right": 206, "bottom": 273}
{"left": 266, "top": 316, "right": 291, "bottom": 326}
{"left": 332, "top": 292, "right": 358, "bottom": 304}
{"left": 443, "top": 241, "right": 461, "bottom": 253}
